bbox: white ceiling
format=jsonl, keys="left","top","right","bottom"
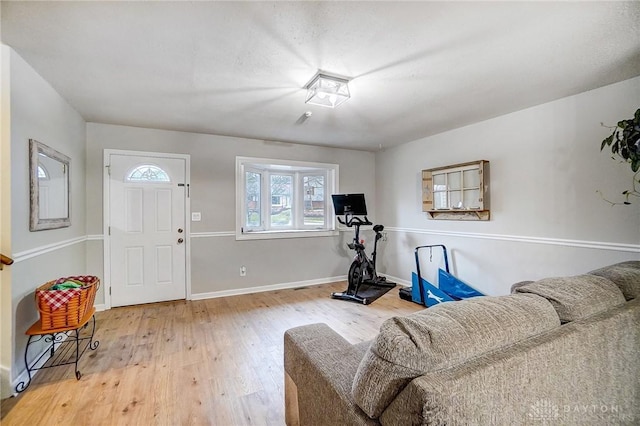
{"left": 2, "top": 1, "right": 640, "bottom": 151}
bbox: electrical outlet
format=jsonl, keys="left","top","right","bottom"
{"left": 191, "top": 212, "right": 201, "bottom": 221}
{"left": 240, "top": 266, "right": 247, "bottom": 277}
{"left": 382, "top": 232, "right": 388, "bottom": 241}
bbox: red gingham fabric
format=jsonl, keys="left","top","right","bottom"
{"left": 54, "top": 275, "right": 95, "bottom": 285}
{"left": 38, "top": 289, "right": 80, "bottom": 311}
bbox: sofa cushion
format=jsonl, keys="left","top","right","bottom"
{"left": 510, "top": 280, "right": 534, "bottom": 293}
{"left": 378, "top": 298, "right": 640, "bottom": 426}
{"left": 351, "top": 293, "right": 560, "bottom": 419}
{"left": 588, "top": 261, "right": 640, "bottom": 301}
{"left": 515, "top": 274, "right": 626, "bottom": 322}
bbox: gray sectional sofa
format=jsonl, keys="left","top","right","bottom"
{"left": 284, "top": 261, "right": 640, "bottom": 425}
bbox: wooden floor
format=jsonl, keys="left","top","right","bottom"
{"left": 1, "top": 282, "right": 422, "bottom": 425}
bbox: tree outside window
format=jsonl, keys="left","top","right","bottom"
{"left": 237, "top": 157, "right": 337, "bottom": 239}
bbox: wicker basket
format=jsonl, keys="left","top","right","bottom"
{"left": 35, "top": 275, "right": 100, "bottom": 331}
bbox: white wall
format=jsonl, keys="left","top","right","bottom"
{"left": 375, "top": 77, "right": 640, "bottom": 295}
{"left": 3, "top": 48, "right": 87, "bottom": 396}
{"left": 86, "top": 123, "right": 376, "bottom": 301}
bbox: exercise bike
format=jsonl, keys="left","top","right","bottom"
{"left": 331, "top": 194, "right": 396, "bottom": 305}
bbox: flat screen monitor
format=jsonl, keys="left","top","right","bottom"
{"left": 331, "top": 193, "right": 368, "bottom": 216}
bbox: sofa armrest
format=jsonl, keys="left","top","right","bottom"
{"left": 284, "top": 323, "right": 377, "bottom": 426}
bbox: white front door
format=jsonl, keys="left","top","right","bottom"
{"left": 107, "top": 152, "right": 188, "bottom": 307}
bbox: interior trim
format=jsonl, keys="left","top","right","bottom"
{"left": 191, "top": 275, "right": 347, "bottom": 300}
{"left": 191, "top": 231, "right": 235, "bottom": 238}
{"left": 9, "top": 332, "right": 70, "bottom": 397}
{"left": 192, "top": 228, "right": 351, "bottom": 238}
{"left": 386, "top": 227, "right": 640, "bottom": 253}
{"left": 77, "top": 232, "right": 239, "bottom": 239}
{"left": 12, "top": 236, "right": 87, "bottom": 263}
{"left": 12, "top": 227, "right": 638, "bottom": 264}
{"left": 103, "top": 148, "right": 192, "bottom": 310}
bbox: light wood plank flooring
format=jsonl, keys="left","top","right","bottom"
{"left": 1, "top": 282, "right": 422, "bottom": 425}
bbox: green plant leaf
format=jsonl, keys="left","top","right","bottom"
{"left": 629, "top": 132, "right": 640, "bottom": 151}
{"left": 600, "top": 109, "right": 640, "bottom": 188}
{"left": 601, "top": 135, "right": 613, "bottom": 150}
{"left": 621, "top": 146, "right": 629, "bottom": 159}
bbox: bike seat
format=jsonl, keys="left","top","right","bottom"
{"left": 373, "top": 224, "right": 384, "bottom": 233}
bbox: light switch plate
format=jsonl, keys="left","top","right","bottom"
{"left": 191, "top": 212, "right": 201, "bottom": 221}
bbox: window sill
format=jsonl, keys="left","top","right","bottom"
{"left": 236, "top": 229, "right": 339, "bottom": 241}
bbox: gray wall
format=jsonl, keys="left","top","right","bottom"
{"left": 5, "top": 48, "right": 87, "bottom": 391}
{"left": 375, "top": 77, "right": 640, "bottom": 294}
{"left": 4, "top": 44, "right": 638, "bottom": 397}
{"left": 86, "top": 124, "right": 376, "bottom": 299}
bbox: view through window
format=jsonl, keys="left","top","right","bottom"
{"left": 237, "top": 157, "right": 338, "bottom": 240}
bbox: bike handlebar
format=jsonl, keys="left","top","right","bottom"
{"left": 337, "top": 215, "right": 372, "bottom": 227}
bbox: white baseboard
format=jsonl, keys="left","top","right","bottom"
{"left": 381, "top": 273, "right": 411, "bottom": 287}
{"left": 1, "top": 364, "right": 11, "bottom": 399}
{"left": 190, "top": 274, "right": 410, "bottom": 302}
{"left": 9, "top": 333, "right": 69, "bottom": 397}
{"left": 102, "top": 274, "right": 402, "bottom": 305}
{"left": 191, "top": 275, "right": 347, "bottom": 300}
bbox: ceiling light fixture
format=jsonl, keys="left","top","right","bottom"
{"left": 305, "top": 72, "right": 350, "bottom": 108}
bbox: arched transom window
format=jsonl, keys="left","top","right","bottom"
{"left": 126, "top": 164, "right": 170, "bottom": 182}
{"left": 37, "top": 165, "right": 49, "bottom": 180}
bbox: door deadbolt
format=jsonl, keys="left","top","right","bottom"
{"left": 177, "top": 228, "right": 183, "bottom": 233}
{"left": 177, "top": 238, "right": 184, "bottom": 244}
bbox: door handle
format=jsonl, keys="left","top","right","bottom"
{"left": 177, "top": 238, "right": 184, "bottom": 244}
{"left": 0, "top": 254, "right": 14, "bottom": 271}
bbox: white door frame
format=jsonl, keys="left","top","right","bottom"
{"left": 103, "top": 149, "right": 191, "bottom": 309}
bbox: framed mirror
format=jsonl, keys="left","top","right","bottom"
{"left": 29, "top": 139, "right": 71, "bottom": 231}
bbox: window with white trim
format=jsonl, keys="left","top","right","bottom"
{"left": 236, "top": 157, "right": 338, "bottom": 240}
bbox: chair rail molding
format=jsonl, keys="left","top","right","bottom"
{"left": 13, "top": 236, "right": 87, "bottom": 263}
{"left": 386, "top": 227, "right": 640, "bottom": 253}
